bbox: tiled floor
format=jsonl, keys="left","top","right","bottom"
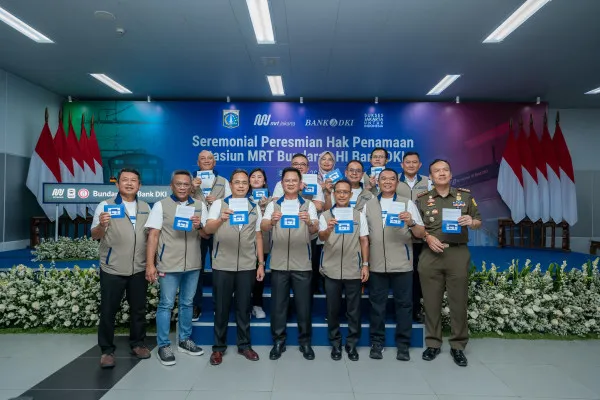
{"left": 1, "top": 335, "right": 600, "bottom": 400}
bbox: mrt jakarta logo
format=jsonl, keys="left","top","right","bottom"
{"left": 222, "top": 110, "right": 240, "bottom": 129}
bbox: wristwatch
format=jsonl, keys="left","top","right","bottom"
{"left": 258, "top": 261, "right": 265, "bottom": 266}
{"left": 362, "top": 262, "right": 369, "bottom": 267}
{"left": 408, "top": 219, "right": 416, "bottom": 228}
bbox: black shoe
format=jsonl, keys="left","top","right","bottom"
{"left": 269, "top": 342, "right": 286, "bottom": 360}
{"left": 450, "top": 349, "right": 468, "bottom": 367}
{"left": 369, "top": 343, "right": 384, "bottom": 360}
{"left": 396, "top": 346, "right": 410, "bottom": 361}
{"left": 422, "top": 347, "right": 441, "bottom": 361}
{"left": 331, "top": 345, "right": 342, "bottom": 361}
{"left": 192, "top": 306, "right": 202, "bottom": 322}
{"left": 345, "top": 345, "right": 359, "bottom": 361}
{"left": 299, "top": 345, "right": 315, "bottom": 360}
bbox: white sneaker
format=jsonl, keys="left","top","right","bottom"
{"left": 252, "top": 306, "right": 266, "bottom": 319}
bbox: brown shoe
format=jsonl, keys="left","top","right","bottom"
{"left": 210, "top": 351, "right": 223, "bottom": 366}
{"left": 131, "top": 346, "right": 151, "bottom": 359}
{"left": 238, "top": 348, "right": 259, "bottom": 361}
{"left": 100, "top": 353, "right": 115, "bottom": 369}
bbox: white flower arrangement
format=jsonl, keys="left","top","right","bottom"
{"left": 0, "top": 259, "right": 599, "bottom": 335}
{"left": 31, "top": 237, "right": 99, "bottom": 262}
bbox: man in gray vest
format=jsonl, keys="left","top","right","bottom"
{"left": 362, "top": 147, "right": 391, "bottom": 195}
{"left": 92, "top": 168, "right": 151, "bottom": 369}
{"left": 191, "top": 150, "right": 232, "bottom": 320}
{"left": 396, "top": 151, "right": 432, "bottom": 323}
{"left": 319, "top": 179, "right": 370, "bottom": 361}
{"left": 261, "top": 167, "right": 319, "bottom": 361}
{"left": 203, "top": 169, "right": 265, "bottom": 366}
{"left": 145, "top": 170, "right": 208, "bottom": 366}
{"left": 364, "top": 168, "right": 425, "bottom": 361}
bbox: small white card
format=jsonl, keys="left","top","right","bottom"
{"left": 229, "top": 198, "right": 249, "bottom": 212}
{"left": 175, "top": 205, "right": 195, "bottom": 219}
{"left": 281, "top": 201, "right": 300, "bottom": 216}
{"left": 388, "top": 201, "right": 406, "bottom": 215}
{"left": 371, "top": 166, "right": 384, "bottom": 178}
{"left": 198, "top": 170, "right": 215, "bottom": 189}
{"left": 333, "top": 207, "right": 353, "bottom": 221}
{"left": 302, "top": 174, "right": 318, "bottom": 195}
{"left": 442, "top": 208, "right": 461, "bottom": 234}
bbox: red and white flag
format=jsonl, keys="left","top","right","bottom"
{"left": 528, "top": 116, "right": 550, "bottom": 222}
{"left": 553, "top": 114, "right": 577, "bottom": 225}
{"left": 497, "top": 121, "right": 526, "bottom": 223}
{"left": 518, "top": 121, "right": 540, "bottom": 221}
{"left": 79, "top": 115, "right": 97, "bottom": 212}
{"left": 541, "top": 115, "right": 562, "bottom": 222}
{"left": 66, "top": 113, "right": 87, "bottom": 218}
{"left": 53, "top": 111, "right": 77, "bottom": 220}
{"left": 26, "top": 109, "right": 62, "bottom": 221}
{"left": 89, "top": 115, "right": 104, "bottom": 183}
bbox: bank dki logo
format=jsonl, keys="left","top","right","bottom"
{"left": 283, "top": 217, "right": 295, "bottom": 225}
{"left": 51, "top": 188, "right": 64, "bottom": 197}
{"left": 108, "top": 208, "right": 121, "bottom": 216}
{"left": 233, "top": 214, "right": 245, "bottom": 222}
{"left": 338, "top": 222, "right": 350, "bottom": 232}
{"left": 177, "top": 220, "right": 189, "bottom": 228}
{"left": 78, "top": 188, "right": 90, "bottom": 199}
{"left": 389, "top": 216, "right": 401, "bottom": 225}
{"left": 67, "top": 188, "right": 76, "bottom": 199}
{"left": 223, "top": 110, "right": 240, "bottom": 129}
{"left": 445, "top": 223, "right": 459, "bottom": 232}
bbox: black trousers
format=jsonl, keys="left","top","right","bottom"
{"left": 193, "top": 236, "right": 213, "bottom": 308}
{"left": 324, "top": 276, "right": 362, "bottom": 347}
{"left": 212, "top": 269, "right": 255, "bottom": 352}
{"left": 98, "top": 269, "right": 147, "bottom": 355}
{"left": 311, "top": 239, "right": 323, "bottom": 293}
{"left": 369, "top": 271, "right": 413, "bottom": 348}
{"left": 252, "top": 253, "right": 268, "bottom": 307}
{"left": 412, "top": 243, "right": 424, "bottom": 316}
{"left": 271, "top": 270, "right": 312, "bottom": 346}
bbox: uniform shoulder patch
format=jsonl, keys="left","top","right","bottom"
{"left": 457, "top": 188, "right": 471, "bottom": 193}
{"left": 417, "top": 190, "right": 430, "bottom": 198}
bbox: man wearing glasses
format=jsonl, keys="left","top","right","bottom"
{"left": 145, "top": 170, "right": 208, "bottom": 366}
{"left": 363, "top": 168, "right": 425, "bottom": 361}
{"left": 343, "top": 160, "right": 374, "bottom": 211}
{"left": 363, "top": 147, "right": 391, "bottom": 195}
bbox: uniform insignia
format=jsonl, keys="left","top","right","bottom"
{"left": 425, "top": 211, "right": 430, "bottom": 216}
{"left": 456, "top": 193, "right": 462, "bottom": 201}
{"left": 429, "top": 217, "right": 435, "bottom": 222}
{"left": 472, "top": 198, "right": 477, "bottom": 206}
{"left": 417, "top": 190, "right": 430, "bottom": 198}
{"left": 452, "top": 201, "right": 466, "bottom": 208}
{"left": 431, "top": 209, "right": 438, "bottom": 215}
{"left": 458, "top": 188, "right": 471, "bottom": 193}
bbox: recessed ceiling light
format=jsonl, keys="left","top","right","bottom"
{"left": 246, "top": 0, "right": 275, "bottom": 44}
{"left": 0, "top": 6, "right": 54, "bottom": 43}
{"left": 266, "top": 75, "right": 284, "bottom": 96}
{"left": 89, "top": 74, "right": 132, "bottom": 94}
{"left": 584, "top": 86, "right": 600, "bottom": 95}
{"left": 426, "top": 75, "right": 461, "bottom": 96}
{"left": 483, "top": 0, "right": 552, "bottom": 43}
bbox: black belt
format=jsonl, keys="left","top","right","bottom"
{"left": 442, "top": 243, "right": 465, "bottom": 247}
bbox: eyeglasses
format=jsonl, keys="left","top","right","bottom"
{"left": 174, "top": 182, "right": 191, "bottom": 188}
{"left": 292, "top": 162, "right": 308, "bottom": 168}
{"left": 335, "top": 190, "right": 351, "bottom": 195}
{"left": 347, "top": 168, "right": 363, "bottom": 174}
{"left": 232, "top": 181, "right": 249, "bottom": 185}
{"left": 372, "top": 155, "right": 387, "bottom": 160}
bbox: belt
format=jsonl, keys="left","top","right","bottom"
{"left": 442, "top": 243, "right": 465, "bottom": 247}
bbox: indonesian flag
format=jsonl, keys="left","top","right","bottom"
{"left": 89, "top": 115, "right": 104, "bottom": 183}
{"left": 66, "top": 113, "right": 87, "bottom": 218}
{"left": 79, "top": 115, "right": 97, "bottom": 212}
{"left": 528, "top": 116, "right": 550, "bottom": 222}
{"left": 553, "top": 114, "right": 577, "bottom": 225}
{"left": 497, "top": 121, "right": 526, "bottom": 223}
{"left": 518, "top": 121, "right": 540, "bottom": 221}
{"left": 26, "top": 109, "right": 62, "bottom": 221}
{"left": 53, "top": 111, "right": 77, "bottom": 220}
{"left": 541, "top": 115, "right": 562, "bottom": 222}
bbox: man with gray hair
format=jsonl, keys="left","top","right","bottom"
{"left": 145, "top": 170, "right": 208, "bottom": 366}
{"left": 191, "top": 150, "right": 232, "bottom": 319}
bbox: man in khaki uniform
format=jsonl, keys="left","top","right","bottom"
{"left": 416, "top": 159, "right": 481, "bottom": 367}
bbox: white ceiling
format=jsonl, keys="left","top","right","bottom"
{"left": 1, "top": 0, "right": 599, "bottom": 107}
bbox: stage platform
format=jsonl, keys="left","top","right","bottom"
{"left": 1, "top": 246, "right": 597, "bottom": 271}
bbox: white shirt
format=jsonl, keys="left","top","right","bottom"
{"left": 319, "top": 210, "right": 369, "bottom": 237}
{"left": 404, "top": 175, "right": 433, "bottom": 190}
{"left": 331, "top": 187, "right": 363, "bottom": 208}
{"left": 272, "top": 181, "right": 325, "bottom": 203}
{"left": 362, "top": 198, "right": 423, "bottom": 228}
{"left": 92, "top": 200, "right": 138, "bottom": 229}
{"left": 207, "top": 199, "right": 262, "bottom": 231}
{"left": 144, "top": 199, "right": 208, "bottom": 230}
{"left": 263, "top": 198, "right": 318, "bottom": 221}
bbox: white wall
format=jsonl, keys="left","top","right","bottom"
{"left": 549, "top": 108, "right": 600, "bottom": 254}
{"left": 0, "top": 69, "right": 63, "bottom": 250}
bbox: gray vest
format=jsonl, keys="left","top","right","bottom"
{"left": 396, "top": 174, "right": 429, "bottom": 201}
{"left": 212, "top": 197, "right": 259, "bottom": 272}
{"left": 364, "top": 194, "right": 413, "bottom": 273}
{"left": 353, "top": 187, "right": 374, "bottom": 212}
{"left": 320, "top": 208, "right": 363, "bottom": 280}
{"left": 156, "top": 195, "right": 204, "bottom": 273}
{"left": 192, "top": 174, "right": 228, "bottom": 202}
{"left": 99, "top": 195, "right": 150, "bottom": 276}
{"left": 269, "top": 196, "right": 312, "bottom": 271}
